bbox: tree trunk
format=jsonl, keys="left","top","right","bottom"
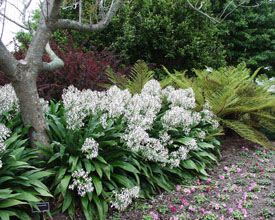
{"left": 12, "top": 71, "right": 49, "bottom": 148}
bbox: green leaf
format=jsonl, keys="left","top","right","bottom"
{"left": 13, "top": 192, "right": 40, "bottom": 202}
{"left": 5, "top": 135, "right": 21, "bottom": 148}
{"left": 60, "top": 175, "right": 71, "bottom": 197}
{"left": 91, "top": 175, "right": 102, "bottom": 196}
{"left": 174, "top": 137, "right": 195, "bottom": 145}
{"left": 92, "top": 161, "right": 103, "bottom": 178}
{"left": 198, "top": 142, "right": 215, "bottom": 149}
{"left": 110, "top": 161, "right": 139, "bottom": 173}
{"left": 0, "top": 210, "right": 17, "bottom": 220}
{"left": 181, "top": 159, "right": 198, "bottom": 171}
{"left": 83, "top": 159, "right": 95, "bottom": 173}
{"left": 92, "top": 193, "right": 105, "bottom": 220}
{"left": 69, "top": 156, "right": 79, "bottom": 171}
{"left": 62, "top": 190, "right": 72, "bottom": 213}
{"left": 112, "top": 174, "right": 134, "bottom": 188}
{"left": 48, "top": 153, "right": 61, "bottom": 163}
{"left": 0, "top": 199, "right": 27, "bottom": 208}
{"left": 53, "top": 167, "right": 67, "bottom": 186}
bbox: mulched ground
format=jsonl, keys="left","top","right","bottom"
{"left": 46, "top": 135, "right": 275, "bottom": 220}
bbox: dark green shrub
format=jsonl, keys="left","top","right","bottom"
{"left": 54, "top": 0, "right": 226, "bottom": 75}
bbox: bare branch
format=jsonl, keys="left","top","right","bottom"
{"left": 0, "top": 39, "right": 18, "bottom": 78}
{"left": 6, "top": 0, "right": 22, "bottom": 14}
{"left": 186, "top": 0, "right": 220, "bottom": 24}
{"left": 0, "top": 0, "right": 7, "bottom": 39}
{"left": 0, "top": 11, "right": 29, "bottom": 30}
{"left": 186, "top": 0, "right": 261, "bottom": 24}
{"left": 54, "top": 0, "right": 124, "bottom": 32}
{"left": 22, "top": 0, "right": 33, "bottom": 27}
{"left": 219, "top": 1, "right": 234, "bottom": 20}
{"left": 42, "top": 42, "right": 64, "bottom": 71}
{"left": 79, "top": 0, "right": 82, "bottom": 23}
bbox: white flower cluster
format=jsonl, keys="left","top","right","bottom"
{"left": 161, "top": 107, "right": 201, "bottom": 135}
{"left": 201, "top": 102, "right": 219, "bottom": 129}
{"left": 68, "top": 169, "right": 94, "bottom": 197}
{"left": 81, "top": 138, "right": 99, "bottom": 160}
{"left": 62, "top": 85, "right": 131, "bottom": 130}
{"left": 62, "top": 80, "right": 219, "bottom": 167}
{"left": 256, "top": 77, "right": 275, "bottom": 93}
{"left": 0, "top": 123, "right": 11, "bottom": 169}
{"left": 0, "top": 84, "right": 49, "bottom": 117}
{"left": 110, "top": 186, "right": 140, "bottom": 211}
{"left": 0, "top": 84, "right": 19, "bottom": 114}
{"left": 162, "top": 86, "right": 196, "bottom": 109}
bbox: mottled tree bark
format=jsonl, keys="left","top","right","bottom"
{"left": 12, "top": 74, "right": 50, "bottom": 147}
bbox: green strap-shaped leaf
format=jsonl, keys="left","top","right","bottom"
{"left": 110, "top": 161, "right": 139, "bottom": 173}
{"left": 91, "top": 175, "right": 102, "bottom": 196}
{"left": 181, "top": 159, "right": 199, "bottom": 171}
{"left": 62, "top": 190, "right": 72, "bottom": 213}
{"left": 0, "top": 199, "right": 27, "bottom": 208}
{"left": 60, "top": 175, "right": 71, "bottom": 197}
{"left": 92, "top": 193, "right": 105, "bottom": 220}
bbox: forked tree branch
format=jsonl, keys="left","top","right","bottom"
{"left": 54, "top": 0, "right": 123, "bottom": 31}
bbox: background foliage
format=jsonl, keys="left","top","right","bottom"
{"left": 211, "top": 0, "right": 275, "bottom": 77}
{"left": 53, "top": 0, "right": 226, "bottom": 76}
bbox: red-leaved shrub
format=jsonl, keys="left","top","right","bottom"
{"left": 0, "top": 40, "right": 131, "bottom": 100}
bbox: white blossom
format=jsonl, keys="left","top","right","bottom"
{"left": 162, "top": 87, "right": 196, "bottom": 109}
{"left": 0, "top": 159, "right": 2, "bottom": 169}
{"left": 0, "top": 84, "right": 19, "bottom": 114}
{"left": 186, "top": 139, "right": 198, "bottom": 150}
{"left": 81, "top": 138, "right": 99, "bottom": 160}
{"left": 69, "top": 169, "right": 94, "bottom": 197}
{"left": 0, "top": 123, "right": 10, "bottom": 143}
{"left": 161, "top": 107, "right": 201, "bottom": 135}
{"left": 110, "top": 186, "right": 140, "bottom": 211}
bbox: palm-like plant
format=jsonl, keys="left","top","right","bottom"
{"left": 161, "top": 63, "right": 275, "bottom": 149}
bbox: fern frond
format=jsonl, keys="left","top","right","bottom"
{"left": 221, "top": 120, "right": 274, "bottom": 149}
{"left": 102, "top": 66, "right": 128, "bottom": 90}
{"left": 258, "top": 118, "right": 275, "bottom": 133}
{"left": 127, "top": 60, "right": 154, "bottom": 94}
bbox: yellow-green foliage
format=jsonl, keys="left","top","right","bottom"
{"left": 162, "top": 63, "right": 275, "bottom": 149}
{"left": 105, "top": 60, "right": 154, "bottom": 94}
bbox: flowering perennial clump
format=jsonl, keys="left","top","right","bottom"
{"left": 62, "top": 80, "right": 219, "bottom": 167}
{"left": 68, "top": 169, "right": 94, "bottom": 197}
{"left": 0, "top": 84, "right": 49, "bottom": 116}
{"left": 110, "top": 186, "right": 140, "bottom": 211}
{"left": 81, "top": 137, "right": 99, "bottom": 160}
{"left": 0, "top": 123, "right": 11, "bottom": 169}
